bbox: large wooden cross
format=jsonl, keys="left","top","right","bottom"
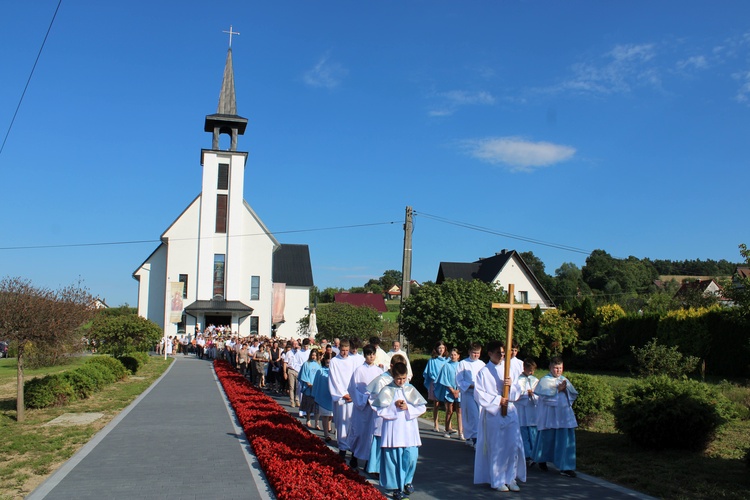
{"left": 492, "top": 283, "right": 532, "bottom": 416}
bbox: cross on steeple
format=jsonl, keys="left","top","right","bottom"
{"left": 223, "top": 25, "right": 240, "bottom": 47}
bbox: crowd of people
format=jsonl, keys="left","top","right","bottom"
{"left": 160, "top": 329, "right": 579, "bottom": 499}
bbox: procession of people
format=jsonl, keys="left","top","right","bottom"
{"left": 168, "top": 330, "right": 579, "bottom": 500}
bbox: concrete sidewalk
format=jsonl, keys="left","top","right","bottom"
{"left": 267, "top": 390, "right": 657, "bottom": 500}
{"left": 29, "top": 355, "right": 273, "bottom": 500}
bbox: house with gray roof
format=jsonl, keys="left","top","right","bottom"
{"left": 436, "top": 249, "right": 555, "bottom": 309}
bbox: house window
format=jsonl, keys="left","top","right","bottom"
{"left": 217, "top": 163, "right": 229, "bottom": 190}
{"left": 250, "top": 316, "right": 259, "bottom": 335}
{"left": 518, "top": 291, "right": 529, "bottom": 304}
{"left": 251, "top": 275, "right": 260, "bottom": 300}
{"left": 213, "top": 254, "right": 225, "bottom": 299}
{"left": 178, "top": 274, "right": 188, "bottom": 299}
{"left": 216, "top": 194, "right": 228, "bottom": 233}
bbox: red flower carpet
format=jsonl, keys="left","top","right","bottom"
{"left": 214, "top": 360, "right": 384, "bottom": 499}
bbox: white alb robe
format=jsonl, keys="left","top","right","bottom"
{"left": 328, "top": 353, "right": 357, "bottom": 450}
{"left": 348, "top": 362, "right": 384, "bottom": 460}
{"left": 473, "top": 361, "right": 527, "bottom": 489}
{"left": 456, "top": 357, "right": 486, "bottom": 440}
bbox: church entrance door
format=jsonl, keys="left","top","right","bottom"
{"left": 205, "top": 315, "right": 232, "bottom": 330}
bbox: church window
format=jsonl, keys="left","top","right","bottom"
{"left": 217, "top": 163, "right": 229, "bottom": 190}
{"left": 251, "top": 275, "right": 260, "bottom": 300}
{"left": 213, "top": 254, "right": 225, "bottom": 299}
{"left": 177, "top": 314, "right": 186, "bottom": 333}
{"left": 178, "top": 274, "right": 188, "bottom": 299}
{"left": 250, "top": 316, "right": 259, "bottom": 335}
{"left": 216, "top": 194, "right": 228, "bottom": 233}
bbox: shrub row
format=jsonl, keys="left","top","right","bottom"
{"left": 539, "top": 371, "right": 742, "bottom": 453}
{"left": 117, "top": 351, "right": 150, "bottom": 374}
{"left": 24, "top": 355, "right": 130, "bottom": 409}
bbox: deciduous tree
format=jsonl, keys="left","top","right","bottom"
{"left": 301, "top": 302, "right": 382, "bottom": 341}
{"left": 0, "top": 277, "right": 94, "bottom": 422}
{"left": 400, "top": 279, "right": 533, "bottom": 352}
{"left": 88, "top": 313, "right": 162, "bottom": 358}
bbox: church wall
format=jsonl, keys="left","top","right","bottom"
{"left": 275, "top": 285, "right": 311, "bottom": 340}
{"left": 236, "top": 207, "right": 276, "bottom": 336}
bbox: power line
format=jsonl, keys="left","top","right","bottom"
{"left": 0, "top": 220, "right": 399, "bottom": 251}
{"left": 414, "top": 211, "right": 592, "bottom": 255}
{"left": 0, "top": 0, "right": 63, "bottom": 158}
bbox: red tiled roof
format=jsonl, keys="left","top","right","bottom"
{"left": 334, "top": 292, "right": 388, "bottom": 312}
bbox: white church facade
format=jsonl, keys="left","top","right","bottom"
{"left": 133, "top": 48, "right": 313, "bottom": 339}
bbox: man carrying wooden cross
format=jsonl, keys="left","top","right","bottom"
{"left": 472, "top": 284, "right": 530, "bottom": 492}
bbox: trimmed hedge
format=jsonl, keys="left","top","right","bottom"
{"left": 614, "top": 375, "right": 736, "bottom": 451}
{"left": 85, "top": 356, "right": 128, "bottom": 381}
{"left": 118, "top": 356, "right": 141, "bottom": 374}
{"left": 63, "top": 370, "right": 98, "bottom": 399}
{"left": 24, "top": 355, "right": 129, "bottom": 409}
{"left": 25, "top": 374, "right": 76, "bottom": 409}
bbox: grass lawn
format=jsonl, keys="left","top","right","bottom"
{"left": 0, "top": 355, "right": 172, "bottom": 500}
{"left": 426, "top": 371, "right": 750, "bottom": 499}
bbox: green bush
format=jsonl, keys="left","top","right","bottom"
{"left": 614, "top": 375, "right": 736, "bottom": 451}
{"left": 630, "top": 338, "right": 700, "bottom": 378}
{"left": 63, "top": 370, "right": 97, "bottom": 399}
{"left": 566, "top": 372, "right": 614, "bottom": 425}
{"left": 132, "top": 351, "right": 150, "bottom": 367}
{"left": 76, "top": 364, "right": 109, "bottom": 390}
{"left": 85, "top": 356, "right": 128, "bottom": 381}
{"left": 118, "top": 355, "right": 141, "bottom": 374}
{"left": 24, "top": 374, "right": 76, "bottom": 409}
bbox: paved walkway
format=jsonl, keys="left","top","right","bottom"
{"left": 266, "top": 392, "right": 658, "bottom": 500}
{"left": 29, "top": 355, "right": 272, "bottom": 500}
{"left": 30, "top": 355, "right": 656, "bottom": 500}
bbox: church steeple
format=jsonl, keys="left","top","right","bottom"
{"left": 204, "top": 48, "right": 248, "bottom": 151}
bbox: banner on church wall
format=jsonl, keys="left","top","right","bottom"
{"left": 272, "top": 283, "right": 286, "bottom": 324}
{"left": 170, "top": 282, "right": 185, "bottom": 323}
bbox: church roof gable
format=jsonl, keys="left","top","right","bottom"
{"left": 273, "top": 244, "right": 314, "bottom": 287}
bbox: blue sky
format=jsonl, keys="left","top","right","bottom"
{"left": 1, "top": 1, "right": 749, "bottom": 307}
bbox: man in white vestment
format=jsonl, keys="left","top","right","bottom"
{"left": 474, "top": 341, "right": 526, "bottom": 493}
{"left": 328, "top": 339, "right": 357, "bottom": 464}
{"left": 456, "top": 343, "right": 485, "bottom": 447}
{"left": 347, "top": 345, "right": 383, "bottom": 469}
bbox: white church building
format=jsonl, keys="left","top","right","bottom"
{"left": 133, "top": 48, "right": 313, "bottom": 339}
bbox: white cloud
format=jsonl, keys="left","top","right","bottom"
{"left": 303, "top": 53, "right": 348, "bottom": 89}
{"left": 428, "top": 89, "right": 495, "bottom": 116}
{"left": 462, "top": 136, "right": 576, "bottom": 173}
{"left": 553, "top": 43, "right": 660, "bottom": 95}
{"left": 676, "top": 55, "right": 708, "bottom": 71}
{"left": 732, "top": 70, "right": 750, "bottom": 102}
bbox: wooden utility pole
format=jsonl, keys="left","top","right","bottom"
{"left": 491, "top": 283, "right": 532, "bottom": 416}
{"left": 399, "top": 206, "right": 413, "bottom": 344}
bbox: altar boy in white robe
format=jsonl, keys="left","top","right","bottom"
{"left": 532, "top": 356, "right": 578, "bottom": 478}
{"left": 328, "top": 340, "right": 357, "bottom": 466}
{"left": 456, "top": 343, "right": 485, "bottom": 448}
{"left": 473, "top": 341, "right": 526, "bottom": 493}
{"left": 347, "top": 344, "right": 383, "bottom": 470}
{"left": 372, "top": 362, "right": 426, "bottom": 500}
{"left": 366, "top": 353, "right": 406, "bottom": 477}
